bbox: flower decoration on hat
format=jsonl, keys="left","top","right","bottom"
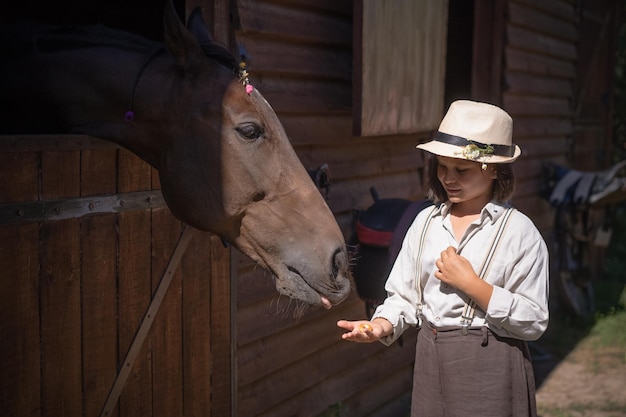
{"left": 455, "top": 141, "right": 494, "bottom": 161}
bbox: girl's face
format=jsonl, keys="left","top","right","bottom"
{"left": 436, "top": 156, "right": 497, "bottom": 209}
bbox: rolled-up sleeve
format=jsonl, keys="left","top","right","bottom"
{"left": 371, "top": 215, "right": 425, "bottom": 346}
{"left": 486, "top": 230, "right": 550, "bottom": 341}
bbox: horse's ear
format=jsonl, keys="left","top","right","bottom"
{"left": 186, "top": 7, "right": 214, "bottom": 47}
{"left": 163, "top": 0, "right": 204, "bottom": 71}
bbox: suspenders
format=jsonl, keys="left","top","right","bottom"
{"left": 459, "top": 207, "right": 515, "bottom": 334}
{"left": 416, "top": 205, "right": 515, "bottom": 334}
{"left": 414, "top": 205, "right": 439, "bottom": 325}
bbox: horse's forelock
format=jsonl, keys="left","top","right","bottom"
{"left": 197, "top": 41, "right": 239, "bottom": 74}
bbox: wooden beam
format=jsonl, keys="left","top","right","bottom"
{"left": 0, "top": 190, "right": 166, "bottom": 224}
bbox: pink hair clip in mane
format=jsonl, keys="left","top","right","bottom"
{"left": 238, "top": 61, "right": 254, "bottom": 95}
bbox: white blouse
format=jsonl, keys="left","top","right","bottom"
{"left": 372, "top": 201, "right": 550, "bottom": 345}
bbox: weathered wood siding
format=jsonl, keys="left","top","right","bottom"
{"left": 503, "top": 0, "right": 580, "bottom": 231}
{"left": 0, "top": 140, "right": 230, "bottom": 416}
{"left": 233, "top": 0, "right": 425, "bottom": 416}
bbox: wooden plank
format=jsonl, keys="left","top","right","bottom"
{"left": 235, "top": 266, "right": 276, "bottom": 308}
{"left": 302, "top": 147, "right": 423, "bottom": 183}
{"left": 40, "top": 219, "right": 83, "bottom": 416}
{"left": 252, "top": 77, "right": 351, "bottom": 115}
{"left": 326, "top": 173, "right": 425, "bottom": 216}
{"left": 278, "top": 114, "right": 352, "bottom": 146}
{"left": 503, "top": 95, "right": 571, "bottom": 117}
{"left": 237, "top": 296, "right": 363, "bottom": 385}
{"left": 237, "top": 0, "right": 352, "bottom": 47}
{"left": 81, "top": 149, "right": 117, "bottom": 196}
{"left": 41, "top": 151, "right": 80, "bottom": 199}
{"left": 118, "top": 148, "right": 152, "bottom": 193}
{"left": 507, "top": 25, "right": 577, "bottom": 61}
{"left": 100, "top": 225, "right": 194, "bottom": 417}
{"left": 80, "top": 148, "right": 118, "bottom": 417}
{"left": 238, "top": 337, "right": 384, "bottom": 416}
{"left": 353, "top": 0, "right": 364, "bottom": 139}
{"left": 234, "top": 34, "right": 351, "bottom": 81}
{"left": 516, "top": 136, "right": 569, "bottom": 160}
{"left": 0, "top": 223, "right": 40, "bottom": 417}
{"left": 117, "top": 210, "right": 153, "bottom": 417}
{"left": 0, "top": 152, "right": 38, "bottom": 203}
{"left": 236, "top": 288, "right": 363, "bottom": 346}
{"left": 509, "top": 1, "right": 578, "bottom": 42}
{"left": 117, "top": 139, "right": 153, "bottom": 415}
{"left": 505, "top": 71, "right": 573, "bottom": 97}
{"left": 181, "top": 231, "right": 212, "bottom": 417}
{"left": 209, "top": 234, "right": 233, "bottom": 417}
{"left": 505, "top": 47, "right": 576, "bottom": 78}
{"left": 513, "top": 117, "right": 573, "bottom": 139}
{"left": 341, "top": 365, "right": 414, "bottom": 417}
{"left": 239, "top": 0, "right": 352, "bottom": 17}
{"left": 117, "top": 141, "right": 153, "bottom": 417}
{"left": 251, "top": 330, "right": 418, "bottom": 417}
{"left": 40, "top": 150, "right": 82, "bottom": 416}
{"left": 0, "top": 134, "right": 116, "bottom": 153}
{"left": 81, "top": 214, "right": 118, "bottom": 417}
{"left": 151, "top": 209, "right": 184, "bottom": 417}
{"left": 513, "top": 0, "right": 577, "bottom": 23}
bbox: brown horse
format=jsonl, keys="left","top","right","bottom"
{"left": 0, "top": 4, "right": 351, "bottom": 309}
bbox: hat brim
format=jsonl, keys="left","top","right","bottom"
{"left": 416, "top": 140, "right": 521, "bottom": 163}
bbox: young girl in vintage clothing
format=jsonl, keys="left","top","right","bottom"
{"left": 338, "top": 100, "right": 549, "bottom": 417}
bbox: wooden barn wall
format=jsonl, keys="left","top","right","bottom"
{"left": 501, "top": 0, "right": 618, "bottom": 232}
{"left": 571, "top": 0, "right": 619, "bottom": 169}
{"left": 0, "top": 140, "right": 231, "bottom": 416}
{"left": 501, "top": 0, "right": 580, "bottom": 231}
{"left": 232, "top": 0, "right": 425, "bottom": 416}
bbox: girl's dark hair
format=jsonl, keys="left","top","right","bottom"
{"left": 426, "top": 155, "right": 516, "bottom": 203}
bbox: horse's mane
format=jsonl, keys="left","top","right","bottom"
{"left": 197, "top": 41, "right": 239, "bottom": 74}
{"left": 2, "top": 21, "right": 240, "bottom": 73}
{"left": 1, "top": 22, "right": 157, "bottom": 56}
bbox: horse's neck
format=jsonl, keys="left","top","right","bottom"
{"left": 1, "top": 25, "right": 165, "bottom": 166}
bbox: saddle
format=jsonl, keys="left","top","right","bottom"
{"left": 542, "top": 161, "right": 626, "bottom": 207}
{"left": 351, "top": 187, "right": 433, "bottom": 315}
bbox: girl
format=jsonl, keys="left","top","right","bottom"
{"left": 338, "top": 100, "right": 549, "bottom": 417}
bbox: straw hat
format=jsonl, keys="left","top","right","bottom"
{"left": 417, "top": 100, "right": 521, "bottom": 163}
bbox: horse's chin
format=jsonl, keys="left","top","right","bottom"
{"left": 272, "top": 267, "right": 350, "bottom": 310}
{"left": 230, "top": 231, "right": 352, "bottom": 309}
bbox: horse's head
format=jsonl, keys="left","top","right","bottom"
{"left": 135, "top": 5, "right": 352, "bottom": 309}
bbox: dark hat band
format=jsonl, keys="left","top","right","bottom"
{"left": 433, "top": 131, "right": 515, "bottom": 157}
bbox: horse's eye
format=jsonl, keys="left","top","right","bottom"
{"left": 235, "top": 123, "right": 264, "bottom": 141}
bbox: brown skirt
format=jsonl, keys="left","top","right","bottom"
{"left": 411, "top": 323, "right": 537, "bottom": 417}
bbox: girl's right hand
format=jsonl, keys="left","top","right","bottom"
{"left": 336, "top": 319, "right": 387, "bottom": 343}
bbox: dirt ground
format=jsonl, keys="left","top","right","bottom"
{"left": 535, "top": 338, "right": 626, "bottom": 417}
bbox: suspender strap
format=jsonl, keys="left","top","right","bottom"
{"left": 414, "top": 205, "right": 439, "bottom": 325}
{"left": 460, "top": 207, "right": 515, "bottom": 334}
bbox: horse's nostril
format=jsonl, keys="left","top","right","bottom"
{"left": 252, "top": 191, "right": 265, "bottom": 202}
